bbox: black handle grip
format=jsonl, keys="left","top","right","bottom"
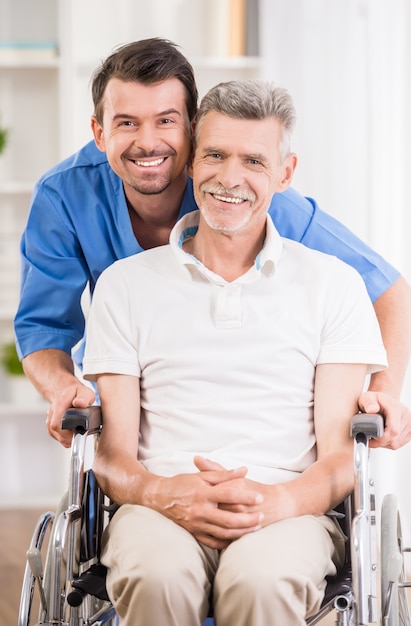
{"left": 350, "top": 413, "right": 384, "bottom": 439}
{"left": 61, "top": 406, "right": 102, "bottom": 434}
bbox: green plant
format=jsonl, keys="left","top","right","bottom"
{"left": 0, "top": 125, "right": 8, "bottom": 154}
{"left": 0, "top": 341, "right": 24, "bottom": 376}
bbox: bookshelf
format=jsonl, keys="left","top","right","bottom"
{"left": 0, "top": 0, "right": 61, "bottom": 349}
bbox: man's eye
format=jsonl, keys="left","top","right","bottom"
{"left": 159, "top": 118, "right": 173, "bottom": 125}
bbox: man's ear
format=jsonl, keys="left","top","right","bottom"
{"left": 91, "top": 116, "right": 105, "bottom": 152}
{"left": 278, "top": 153, "right": 298, "bottom": 192}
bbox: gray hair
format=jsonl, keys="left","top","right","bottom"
{"left": 195, "top": 80, "right": 296, "bottom": 162}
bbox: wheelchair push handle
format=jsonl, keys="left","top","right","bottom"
{"left": 350, "top": 412, "right": 384, "bottom": 439}
{"left": 62, "top": 406, "right": 102, "bottom": 434}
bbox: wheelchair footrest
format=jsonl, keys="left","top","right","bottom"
{"left": 322, "top": 565, "right": 352, "bottom": 607}
{"left": 68, "top": 563, "right": 110, "bottom": 606}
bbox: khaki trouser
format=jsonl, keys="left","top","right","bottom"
{"left": 101, "top": 504, "right": 346, "bottom": 626}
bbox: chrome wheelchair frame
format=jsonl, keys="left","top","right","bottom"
{"left": 18, "top": 408, "right": 411, "bottom": 625}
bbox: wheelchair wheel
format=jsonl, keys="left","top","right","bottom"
{"left": 18, "top": 511, "right": 54, "bottom": 626}
{"left": 380, "top": 493, "right": 411, "bottom": 626}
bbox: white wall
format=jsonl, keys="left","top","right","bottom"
{"left": 260, "top": 0, "right": 411, "bottom": 278}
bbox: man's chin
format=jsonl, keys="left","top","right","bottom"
{"left": 202, "top": 211, "right": 251, "bottom": 234}
{"left": 129, "top": 180, "right": 172, "bottom": 196}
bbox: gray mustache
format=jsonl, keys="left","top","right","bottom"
{"left": 200, "top": 184, "right": 256, "bottom": 203}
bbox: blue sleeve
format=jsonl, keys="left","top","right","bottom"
{"left": 14, "top": 181, "right": 90, "bottom": 359}
{"left": 269, "top": 187, "right": 400, "bottom": 302}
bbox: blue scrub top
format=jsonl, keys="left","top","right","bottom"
{"left": 15, "top": 140, "right": 399, "bottom": 361}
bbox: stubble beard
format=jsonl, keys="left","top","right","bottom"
{"left": 199, "top": 200, "right": 253, "bottom": 234}
{"left": 127, "top": 173, "right": 173, "bottom": 196}
{"left": 131, "top": 181, "right": 172, "bottom": 196}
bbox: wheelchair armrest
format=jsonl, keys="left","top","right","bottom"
{"left": 62, "top": 406, "right": 102, "bottom": 434}
{"left": 350, "top": 412, "right": 384, "bottom": 439}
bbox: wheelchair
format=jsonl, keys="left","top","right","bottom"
{"left": 18, "top": 407, "right": 411, "bottom": 626}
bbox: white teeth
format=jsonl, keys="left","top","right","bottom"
{"left": 213, "top": 194, "right": 244, "bottom": 204}
{"left": 134, "top": 158, "right": 165, "bottom": 167}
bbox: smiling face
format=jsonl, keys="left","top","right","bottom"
{"left": 191, "top": 111, "right": 296, "bottom": 237}
{"left": 91, "top": 78, "right": 192, "bottom": 197}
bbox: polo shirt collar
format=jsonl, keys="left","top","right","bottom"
{"left": 170, "top": 210, "right": 283, "bottom": 279}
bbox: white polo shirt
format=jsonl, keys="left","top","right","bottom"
{"left": 83, "top": 211, "right": 387, "bottom": 484}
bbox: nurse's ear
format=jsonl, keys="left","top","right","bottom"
{"left": 91, "top": 116, "right": 106, "bottom": 152}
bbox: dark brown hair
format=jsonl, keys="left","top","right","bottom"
{"left": 91, "top": 38, "right": 198, "bottom": 124}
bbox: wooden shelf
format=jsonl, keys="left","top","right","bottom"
{"left": 192, "top": 55, "right": 261, "bottom": 69}
{"left": 0, "top": 58, "right": 59, "bottom": 69}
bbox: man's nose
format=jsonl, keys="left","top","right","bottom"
{"left": 134, "top": 124, "right": 160, "bottom": 152}
{"left": 216, "top": 158, "right": 243, "bottom": 189}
